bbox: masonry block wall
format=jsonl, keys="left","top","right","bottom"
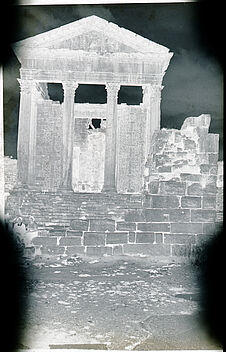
{"left": 35, "top": 100, "right": 63, "bottom": 191}
{"left": 5, "top": 114, "right": 223, "bottom": 259}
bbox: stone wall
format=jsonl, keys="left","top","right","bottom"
{"left": 5, "top": 114, "right": 222, "bottom": 260}
{"left": 4, "top": 157, "right": 17, "bottom": 196}
{"left": 35, "top": 100, "right": 63, "bottom": 191}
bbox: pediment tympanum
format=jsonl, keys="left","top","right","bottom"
{"left": 49, "top": 31, "right": 136, "bottom": 54}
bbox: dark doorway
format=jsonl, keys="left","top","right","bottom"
{"left": 118, "top": 86, "right": 143, "bottom": 105}
{"left": 75, "top": 84, "right": 107, "bottom": 104}
{"left": 47, "top": 83, "right": 64, "bottom": 103}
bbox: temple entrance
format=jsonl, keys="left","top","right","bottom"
{"left": 72, "top": 116, "right": 106, "bottom": 193}
{"left": 72, "top": 84, "right": 107, "bottom": 192}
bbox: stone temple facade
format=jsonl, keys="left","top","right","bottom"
{"left": 5, "top": 16, "right": 222, "bottom": 259}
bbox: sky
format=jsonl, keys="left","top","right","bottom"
{"left": 3, "top": 2, "right": 223, "bottom": 159}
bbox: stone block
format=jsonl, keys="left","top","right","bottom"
{"left": 164, "top": 234, "right": 196, "bottom": 244}
{"left": 181, "top": 196, "right": 201, "bottom": 208}
{"left": 155, "top": 154, "right": 171, "bottom": 167}
{"left": 89, "top": 219, "right": 115, "bottom": 232}
{"left": 180, "top": 174, "right": 201, "bottom": 182}
{"left": 199, "top": 134, "right": 219, "bottom": 153}
{"left": 184, "top": 138, "right": 197, "bottom": 150}
{"left": 155, "top": 233, "right": 163, "bottom": 243}
{"left": 32, "top": 236, "right": 58, "bottom": 246}
{"left": 159, "top": 181, "right": 186, "bottom": 195}
{"left": 124, "top": 209, "right": 145, "bottom": 222}
{"left": 195, "top": 234, "right": 215, "bottom": 246}
{"left": 106, "top": 232, "right": 128, "bottom": 244}
{"left": 144, "top": 209, "right": 169, "bottom": 222}
{"left": 137, "top": 222, "right": 170, "bottom": 232}
{"left": 191, "top": 210, "right": 216, "bottom": 222}
{"left": 187, "top": 182, "right": 217, "bottom": 195}
{"left": 59, "top": 237, "right": 82, "bottom": 246}
{"left": 151, "top": 195, "right": 180, "bottom": 208}
{"left": 123, "top": 243, "right": 171, "bottom": 256}
{"left": 171, "top": 244, "right": 192, "bottom": 256}
{"left": 40, "top": 246, "right": 65, "bottom": 255}
{"left": 113, "top": 245, "right": 123, "bottom": 255}
{"left": 148, "top": 181, "right": 159, "bottom": 194}
{"left": 171, "top": 222, "right": 203, "bottom": 234}
{"left": 70, "top": 220, "right": 88, "bottom": 231}
{"left": 203, "top": 222, "right": 217, "bottom": 234}
{"left": 66, "top": 230, "right": 83, "bottom": 237}
{"left": 83, "top": 232, "right": 105, "bottom": 246}
{"left": 200, "top": 164, "right": 218, "bottom": 174}
{"left": 86, "top": 246, "right": 112, "bottom": 256}
{"left": 168, "top": 209, "right": 190, "bottom": 222}
{"left": 136, "top": 232, "right": 155, "bottom": 243}
{"left": 65, "top": 246, "right": 85, "bottom": 255}
{"left": 129, "top": 232, "right": 136, "bottom": 243}
{"left": 116, "top": 222, "right": 136, "bottom": 231}
{"left": 202, "top": 196, "right": 216, "bottom": 209}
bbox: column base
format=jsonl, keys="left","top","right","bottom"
{"left": 101, "top": 186, "right": 117, "bottom": 193}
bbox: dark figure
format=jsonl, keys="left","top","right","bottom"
{"left": 0, "top": 218, "right": 28, "bottom": 352}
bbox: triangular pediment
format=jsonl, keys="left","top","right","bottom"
{"left": 50, "top": 31, "right": 137, "bottom": 54}
{"left": 12, "top": 15, "right": 170, "bottom": 56}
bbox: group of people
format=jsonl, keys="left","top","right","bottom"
{"left": 4, "top": 214, "right": 38, "bottom": 248}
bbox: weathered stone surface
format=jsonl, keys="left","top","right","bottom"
{"left": 164, "top": 234, "right": 196, "bottom": 244}
{"left": 144, "top": 209, "right": 169, "bottom": 222}
{"left": 71, "top": 220, "right": 89, "bottom": 231}
{"left": 40, "top": 246, "right": 66, "bottom": 255}
{"left": 123, "top": 243, "right": 171, "bottom": 256}
{"left": 151, "top": 195, "right": 180, "bottom": 208}
{"left": 181, "top": 196, "right": 201, "bottom": 208}
{"left": 124, "top": 209, "right": 145, "bottom": 222}
{"left": 137, "top": 222, "right": 170, "bottom": 232}
{"left": 136, "top": 232, "right": 155, "bottom": 243}
{"left": 128, "top": 232, "right": 136, "bottom": 243}
{"left": 84, "top": 232, "right": 105, "bottom": 246}
{"left": 159, "top": 181, "right": 186, "bottom": 195}
{"left": 171, "top": 223, "right": 203, "bottom": 234}
{"left": 202, "top": 196, "right": 216, "bottom": 209}
{"left": 106, "top": 232, "right": 128, "bottom": 244}
{"left": 112, "top": 245, "right": 123, "bottom": 255}
{"left": 65, "top": 246, "right": 85, "bottom": 255}
{"left": 168, "top": 209, "right": 190, "bottom": 222}
{"left": 171, "top": 244, "right": 192, "bottom": 256}
{"left": 187, "top": 182, "right": 217, "bottom": 195}
{"left": 66, "top": 230, "right": 83, "bottom": 237}
{"left": 86, "top": 246, "right": 112, "bottom": 256}
{"left": 191, "top": 209, "right": 216, "bottom": 222}
{"left": 155, "top": 233, "right": 163, "bottom": 243}
{"left": 59, "top": 237, "right": 82, "bottom": 246}
{"left": 32, "top": 236, "right": 58, "bottom": 246}
{"left": 89, "top": 219, "right": 115, "bottom": 232}
{"left": 116, "top": 222, "right": 136, "bottom": 231}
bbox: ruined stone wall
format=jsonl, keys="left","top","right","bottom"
{"left": 142, "top": 114, "right": 220, "bottom": 255}
{"left": 5, "top": 114, "right": 222, "bottom": 260}
{"left": 35, "top": 100, "right": 63, "bottom": 191}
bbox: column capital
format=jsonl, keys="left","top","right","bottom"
{"left": 105, "top": 83, "right": 121, "bottom": 98}
{"left": 17, "top": 79, "right": 35, "bottom": 95}
{"left": 62, "top": 81, "right": 79, "bottom": 98}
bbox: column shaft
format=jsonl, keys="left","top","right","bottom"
{"left": 61, "top": 81, "right": 78, "bottom": 189}
{"left": 102, "top": 83, "right": 120, "bottom": 192}
{"left": 17, "top": 79, "right": 35, "bottom": 186}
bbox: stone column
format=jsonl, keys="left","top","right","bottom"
{"left": 142, "top": 84, "right": 163, "bottom": 159}
{"left": 102, "top": 83, "right": 120, "bottom": 192}
{"left": 17, "top": 79, "right": 36, "bottom": 186}
{"left": 61, "top": 81, "right": 78, "bottom": 189}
